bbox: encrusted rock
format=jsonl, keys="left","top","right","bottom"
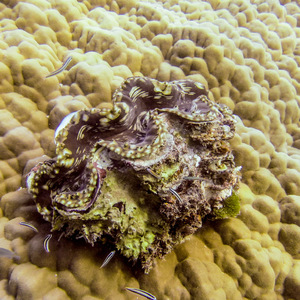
{"left": 27, "top": 77, "right": 240, "bottom": 272}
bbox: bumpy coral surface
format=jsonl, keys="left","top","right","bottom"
{"left": 26, "top": 76, "right": 240, "bottom": 272}
{"left": 0, "top": 0, "right": 299, "bottom": 299}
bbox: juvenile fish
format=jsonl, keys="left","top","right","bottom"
{"left": 100, "top": 250, "right": 116, "bottom": 268}
{"left": 125, "top": 287, "right": 157, "bottom": 300}
{"left": 169, "top": 187, "right": 182, "bottom": 203}
{"left": 19, "top": 221, "right": 38, "bottom": 232}
{"left": 58, "top": 232, "right": 65, "bottom": 242}
{"left": 146, "top": 168, "right": 161, "bottom": 180}
{"left": 46, "top": 56, "right": 72, "bottom": 78}
{"left": 43, "top": 234, "right": 52, "bottom": 253}
{"left": 0, "top": 248, "right": 18, "bottom": 259}
{"left": 183, "top": 176, "right": 203, "bottom": 180}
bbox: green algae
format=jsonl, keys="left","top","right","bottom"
{"left": 213, "top": 191, "right": 240, "bottom": 219}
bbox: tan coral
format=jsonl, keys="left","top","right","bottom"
{"left": 0, "top": 0, "right": 299, "bottom": 299}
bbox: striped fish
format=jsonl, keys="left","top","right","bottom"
{"left": 46, "top": 56, "right": 72, "bottom": 78}
{"left": 100, "top": 250, "right": 116, "bottom": 268}
{"left": 125, "top": 287, "right": 157, "bottom": 300}
{"left": 19, "top": 221, "right": 38, "bottom": 232}
{"left": 183, "top": 176, "right": 205, "bottom": 181}
{"left": 169, "top": 187, "right": 182, "bottom": 203}
{"left": 146, "top": 168, "right": 161, "bottom": 180}
{"left": 0, "top": 248, "right": 19, "bottom": 259}
{"left": 43, "top": 234, "right": 52, "bottom": 253}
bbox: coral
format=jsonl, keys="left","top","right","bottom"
{"left": 0, "top": 0, "right": 299, "bottom": 299}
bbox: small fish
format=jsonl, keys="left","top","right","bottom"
{"left": 146, "top": 168, "right": 161, "bottom": 180}
{"left": 100, "top": 250, "right": 116, "bottom": 268}
{"left": 58, "top": 232, "right": 65, "bottom": 242}
{"left": 183, "top": 176, "right": 204, "bottom": 181}
{"left": 125, "top": 287, "right": 157, "bottom": 300}
{"left": 169, "top": 187, "right": 182, "bottom": 203}
{"left": 45, "top": 56, "right": 72, "bottom": 78}
{"left": 43, "top": 234, "right": 52, "bottom": 253}
{"left": 0, "top": 248, "right": 19, "bottom": 259}
{"left": 19, "top": 221, "right": 38, "bottom": 232}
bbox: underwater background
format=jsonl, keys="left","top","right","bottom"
{"left": 0, "top": 0, "right": 299, "bottom": 299}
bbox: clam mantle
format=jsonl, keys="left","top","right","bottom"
{"left": 27, "top": 77, "right": 240, "bottom": 272}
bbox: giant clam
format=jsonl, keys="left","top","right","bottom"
{"left": 27, "top": 77, "right": 240, "bottom": 272}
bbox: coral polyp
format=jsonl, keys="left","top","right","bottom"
{"left": 27, "top": 77, "right": 240, "bottom": 272}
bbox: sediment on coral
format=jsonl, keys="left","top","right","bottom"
{"left": 0, "top": 0, "right": 299, "bottom": 299}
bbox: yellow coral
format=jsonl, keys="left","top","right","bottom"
{"left": 0, "top": 0, "right": 299, "bottom": 299}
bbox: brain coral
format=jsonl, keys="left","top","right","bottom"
{"left": 0, "top": 0, "right": 299, "bottom": 299}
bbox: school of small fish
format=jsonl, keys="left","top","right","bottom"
{"left": 24, "top": 53, "right": 233, "bottom": 299}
